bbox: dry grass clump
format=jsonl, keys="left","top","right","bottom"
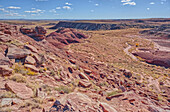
{"left": 55, "top": 85, "right": 73, "bottom": 94}
{"left": 9, "top": 73, "right": 27, "bottom": 83}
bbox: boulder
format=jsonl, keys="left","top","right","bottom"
{"left": 24, "top": 44, "right": 38, "bottom": 53}
{"left": 24, "top": 64, "right": 39, "bottom": 72}
{"left": 25, "top": 56, "right": 36, "bottom": 65}
{"left": 6, "top": 45, "right": 31, "bottom": 59}
{"left": 100, "top": 102, "right": 117, "bottom": 112}
{"left": 0, "top": 53, "right": 11, "bottom": 66}
{"left": 5, "top": 81, "right": 33, "bottom": 99}
{"left": 78, "top": 79, "right": 92, "bottom": 88}
{"left": 79, "top": 72, "right": 89, "bottom": 80}
{"left": 0, "top": 65, "right": 13, "bottom": 76}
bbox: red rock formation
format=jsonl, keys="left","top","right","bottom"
{"left": 46, "top": 28, "right": 88, "bottom": 48}
{"left": 132, "top": 50, "right": 170, "bottom": 68}
{"left": 20, "top": 26, "right": 46, "bottom": 41}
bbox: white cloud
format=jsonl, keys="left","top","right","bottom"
{"left": 25, "top": 9, "right": 44, "bottom": 13}
{"left": 147, "top": 8, "right": 150, "bottom": 10}
{"left": 5, "top": 12, "right": 26, "bottom": 17}
{"left": 65, "top": 2, "right": 72, "bottom": 5}
{"left": 121, "top": 0, "right": 136, "bottom": 6}
{"left": 150, "top": 2, "right": 155, "bottom": 5}
{"left": 56, "top": 7, "right": 61, "bottom": 10}
{"left": 0, "top": 8, "right": 5, "bottom": 11}
{"left": 63, "top": 6, "right": 71, "bottom": 10}
{"left": 0, "top": 8, "right": 9, "bottom": 13}
{"left": 95, "top": 4, "right": 99, "bottom": 6}
{"left": 7, "top": 6, "right": 21, "bottom": 9}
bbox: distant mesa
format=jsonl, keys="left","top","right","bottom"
{"left": 50, "top": 21, "right": 157, "bottom": 31}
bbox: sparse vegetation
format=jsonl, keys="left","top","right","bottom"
{"left": 9, "top": 73, "right": 27, "bottom": 83}
{"left": 13, "top": 63, "right": 38, "bottom": 76}
{"left": 55, "top": 85, "right": 73, "bottom": 94}
{"left": 0, "top": 91, "right": 16, "bottom": 98}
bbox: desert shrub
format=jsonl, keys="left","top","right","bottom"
{"left": 55, "top": 85, "right": 72, "bottom": 94}
{"left": 13, "top": 63, "right": 38, "bottom": 76}
{"left": 10, "top": 74, "right": 27, "bottom": 83}
{"left": 26, "top": 69, "right": 38, "bottom": 76}
{"left": 13, "top": 63, "right": 25, "bottom": 73}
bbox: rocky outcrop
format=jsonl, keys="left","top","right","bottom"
{"left": 132, "top": 50, "right": 170, "bottom": 68}
{"left": 46, "top": 28, "right": 88, "bottom": 48}
{"left": 50, "top": 92, "right": 110, "bottom": 112}
{"left": 5, "top": 81, "right": 33, "bottom": 99}
{"left": 0, "top": 23, "right": 19, "bottom": 36}
{"left": 6, "top": 45, "right": 31, "bottom": 59}
{"left": 50, "top": 21, "right": 157, "bottom": 31}
{"left": 20, "top": 26, "right": 46, "bottom": 41}
{"left": 24, "top": 44, "right": 38, "bottom": 53}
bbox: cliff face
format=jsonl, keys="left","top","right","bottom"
{"left": 50, "top": 21, "right": 157, "bottom": 31}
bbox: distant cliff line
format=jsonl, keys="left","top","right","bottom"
{"left": 50, "top": 21, "right": 158, "bottom": 31}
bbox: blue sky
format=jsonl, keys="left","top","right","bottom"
{"left": 0, "top": 0, "right": 170, "bottom": 19}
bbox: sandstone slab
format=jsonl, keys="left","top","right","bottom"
{"left": 7, "top": 45, "right": 31, "bottom": 59}
{"left": 24, "top": 44, "right": 38, "bottom": 53}
{"left": 24, "top": 64, "right": 39, "bottom": 72}
{"left": 78, "top": 79, "right": 92, "bottom": 88}
{"left": 0, "top": 65, "right": 13, "bottom": 76}
{"left": 25, "top": 56, "right": 36, "bottom": 65}
{"left": 5, "top": 81, "right": 33, "bottom": 99}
